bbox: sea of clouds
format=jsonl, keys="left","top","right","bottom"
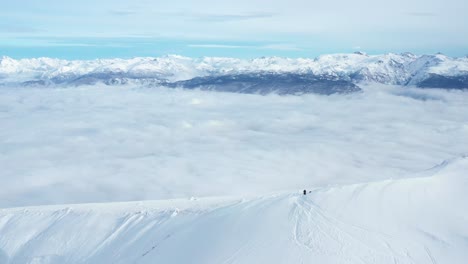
{"left": 1, "top": 85, "right": 467, "bottom": 207}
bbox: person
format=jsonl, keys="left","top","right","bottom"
{"left": 303, "top": 190, "right": 307, "bottom": 195}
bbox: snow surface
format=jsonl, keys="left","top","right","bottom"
{"left": 0, "top": 155, "right": 467, "bottom": 264}
{"left": 1, "top": 53, "right": 468, "bottom": 85}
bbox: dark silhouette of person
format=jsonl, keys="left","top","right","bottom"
{"left": 303, "top": 190, "right": 307, "bottom": 195}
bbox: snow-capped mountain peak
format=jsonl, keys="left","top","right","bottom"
{"left": 1, "top": 53, "right": 467, "bottom": 91}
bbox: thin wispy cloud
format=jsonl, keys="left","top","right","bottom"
{"left": 260, "top": 44, "right": 301, "bottom": 51}
{"left": 109, "top": 10, "right": 138, "bottom": 16}
{"left": 0, "top": 24, "right": 41, "bottom": 34}
{"left": 188, "top": 44, "right": 255, "bottom": 49}
{"left": 407, "top": 12, "right": 438, "bottom": 17}
{"left": 0, "top": 38, "right": 132, "bottom": 48}
{"left": 188, "top": 43, "right": 301, "bottom": 51}
{"left": 1, "top": 0, "right": 467, "bottom": 58}
{"left": 151, "top": 11, "right": 276, "bottom": 22}
{"left": 189, "top": 12, "right": 276, "bottom": 22}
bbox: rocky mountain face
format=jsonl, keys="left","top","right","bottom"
{"left": 166, "top": 73, "right": 361, "bottom": 95}
{"left": 1, "top": 53, "right": 467, "bottom": 94}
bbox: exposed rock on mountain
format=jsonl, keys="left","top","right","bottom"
{"left": 1, "top": 53, "right": 467, "bottom": 94}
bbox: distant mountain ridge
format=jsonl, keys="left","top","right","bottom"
{"left": 1, "top": 53, "right": 467, "bottom": 94}
{"left": 166, "top": 73, "right": 361, "bottom": 95}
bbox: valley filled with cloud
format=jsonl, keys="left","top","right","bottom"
{"left": 1, "top": 84, "right": 467, "bottom": 207}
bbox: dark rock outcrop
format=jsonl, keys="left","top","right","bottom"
{"left": 167, "top": 73, "right": 361, "bottom": 95}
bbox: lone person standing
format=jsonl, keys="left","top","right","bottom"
{"left": 303, "top": 190, "right": 307, "bottom": 195}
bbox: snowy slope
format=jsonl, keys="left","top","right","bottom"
{"left": 1, "top": 156, "right": 467, "bottom": 264}
{"left": 1, "top": 53, "right": 468, "bottom": 89}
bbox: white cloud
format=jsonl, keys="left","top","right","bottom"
{"left": 188, "top": 44, "right": 255, "bottom": 49}
{"left": 188, "top": 43, "right": 301, "bottom": 51}
{"left": 0, "top": 84, "right": 467, "bottom": 207}
{"left": 2, "top": 0, "right": 467, "bottom": 51}
{"left": 260, "top": 44, "right": 302, "bottom": 51}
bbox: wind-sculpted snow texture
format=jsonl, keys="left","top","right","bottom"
{"left": 0, "top": 156, "right": 467, "bottom": 264}
{"left": 1, "top": 53, "right": 468, "bottom": 94}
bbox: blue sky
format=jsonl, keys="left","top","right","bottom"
{"left": 1, "top": 0, "right": 467, "bottom": 59}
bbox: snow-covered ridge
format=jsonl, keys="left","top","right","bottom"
{"left": 0, "top": 156, "right": 467, "bottom": 264}
{"left": 1, "top": 53, "right": 468, "bottom": 89}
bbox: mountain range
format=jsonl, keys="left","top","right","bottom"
{"left": 1, "top": 52, "right": 467, "bottom": 94}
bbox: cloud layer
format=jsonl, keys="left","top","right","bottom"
{"left": 1, "top": 84, "right": 467, "bottom": 207}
